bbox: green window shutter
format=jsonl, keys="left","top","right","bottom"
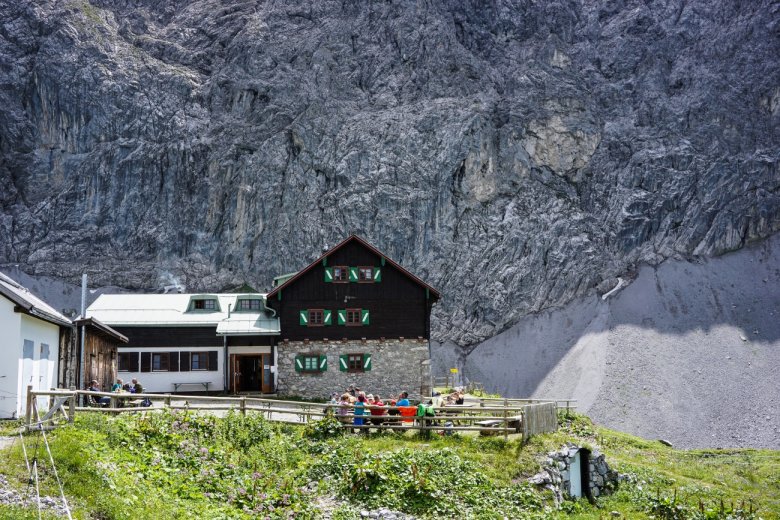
{"left": 349, "top": 267, "right": 358, "bottom": 282}
{"left": 361, "top": 309, "right": 370, "bottom": 326}
{"left": 373, "top": 268, "right": 381, "bottom": 282}
{"left": 299, "top": 310, "right": 308, "bottom": 326}
{"left": 324, "top": 309, "right": 332, "bottom": 325}
{"left": 324, "top": 267, "right": 333, "bottom": 282}
{"left": 337, "top": 309, "right": 346, "bottom": 325}
{"left": 319, "top": 355, "right": 328, "bottom": 372}
{"left": 339, "top": 355, "right": 348, "bottom": 372}
{"left": 294, "top": 356, "right": 303, "bottom": 372}
{"left": 363, "top": 353, "right": 372, "bottom": 371}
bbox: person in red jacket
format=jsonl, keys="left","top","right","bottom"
{"left": 369, "top": 394, "right": 386, "bottom": 425}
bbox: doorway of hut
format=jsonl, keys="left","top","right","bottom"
{"left": 230, "top": 354, "right": 273, "bottom": 393}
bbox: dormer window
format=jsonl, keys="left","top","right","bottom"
{"left": 237, "top": 299, "right": 262, "bottom": 311}
{"left": 191, "top": 298, "right": 217, "bottom": 311}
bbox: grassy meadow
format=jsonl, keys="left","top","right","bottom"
{"left": 0, "top": 410, "right": 777, "bottom": 519}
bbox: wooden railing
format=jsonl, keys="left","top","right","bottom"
{"left": 25, "top": 386, "right": 573, "bottom": 441}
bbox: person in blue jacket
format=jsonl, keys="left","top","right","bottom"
{"left": 353, "top": 393, "right": 367, "bottom": 431}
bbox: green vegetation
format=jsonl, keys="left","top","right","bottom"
{"left": 0, "top": 419, "right": 23, "bottom": 436}
{"left": 0, "top": 411, "right": 777, "bottom": 519}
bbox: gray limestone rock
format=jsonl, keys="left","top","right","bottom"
{"left": 0, "top": 1, "right": 778, "bottom": 347}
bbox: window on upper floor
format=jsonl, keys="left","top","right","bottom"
{"left": 346, "top": 308, "right": 361, "bottom": 326}
{"left": 237, "top": 299, "right": 262, "bottom": 311}
{"left": 308, "top": 309, "right": 324, "bottom": 326}
{"left": 358, "top": 266, "right": 373, "bottom": 282}
{"left": 336, "top": 308, "right": 369, "bottom": 326}
{"left": 192, "top": 299, "right": 217, "bottom": 310}
{"left": 333, "top": 266, "right": 348, "bottom": 282}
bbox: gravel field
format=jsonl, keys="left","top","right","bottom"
{"left": 436, "top": 235, "right": 780, "bottom": 449}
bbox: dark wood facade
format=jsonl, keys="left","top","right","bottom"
{"left": 115, "top": 326, "right": 223, "bottom": 348}
{"left": 267, "top": 236, "right": 439, "bottom": 342}
{"left": 114, "top": 326, "right": 276, "bottom": 348}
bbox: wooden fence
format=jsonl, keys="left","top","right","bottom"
{"left": 25, "top": 386, "right": 573, "bottom": 441}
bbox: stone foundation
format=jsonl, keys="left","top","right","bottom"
{"left": 277, "top": 339, "right": 431, "bottom": 400}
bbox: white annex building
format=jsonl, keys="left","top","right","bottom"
{"left": 0, "top": 273, "right": 72, "bottom": 419}
{"left": 86, "top": 293, "right": 280, "bottom": 394}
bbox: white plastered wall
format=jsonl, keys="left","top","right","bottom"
{"left": 118, "top": 347, "right": 225, "bottom": 393}
{"left": 18, "top": 313, "right": 61, "bottom": 418}
{"left": 0, "top": 297, "right": 22, "bottom": 419}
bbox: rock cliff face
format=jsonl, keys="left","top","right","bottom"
{"left": 1, "top": 1, "right": 778, "bottom": 345}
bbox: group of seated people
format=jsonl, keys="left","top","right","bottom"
{"left": 440, "top": 390, "right": 465, "bottom": 406}
{"left": 329, "top": 385, "right": 414, "bottom": 428}
{"left": 87, "top": 378, "right": 145, "bottom": 407}
{"left": 326, "top": 385, "right": 471, "bottom": 432}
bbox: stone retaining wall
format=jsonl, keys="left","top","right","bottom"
{"left": 277, "top": 339, "right": 431, "bottom": 400}
{"left": 529, "top": 443, "right": 619, "bottom": 504}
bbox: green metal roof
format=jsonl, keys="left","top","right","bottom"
{"left": 272, "top": 272, "right": 298, "bottom": 287}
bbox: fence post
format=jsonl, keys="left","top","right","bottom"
{"left": 69, "top": 391, "right": 76, "bottom": 423}
{"left": 240, "top": 397, "right": 246, "bottom": 416}
{"left": 25, "top": 385, "right": 33, "bottom": 432}
{"left": 503, "top": 398, "right": 508, "bottom": 442}
{"left": 164, "top": 394, "right": 171, "bottom": 408}
{"left": 110, "top": 395, "right": 117, "bottom": 410}
{"left": 48, "top": 388, "right": 55, "bottom": 412}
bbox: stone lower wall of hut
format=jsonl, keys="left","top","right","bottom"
{"left": 276, "top": 339, "right": 431, "bottom": 400}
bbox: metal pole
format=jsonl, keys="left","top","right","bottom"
{"left": 223, "top": 335, "right": 228, "bottom": 393}
{"left": 78, "top": 274, "right": 87, "bottom": 402}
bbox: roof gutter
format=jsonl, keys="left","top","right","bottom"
{"left": 263, "top": 296, "right": 277, "bottom": 317}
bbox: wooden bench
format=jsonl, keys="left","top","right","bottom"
{"left": 173, "top": 382, "right": 211, "bottom": 393}
{"left": 475, "top": 419, "right": 503, "bottom": 436}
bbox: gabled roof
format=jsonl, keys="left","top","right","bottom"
{"left": 86, "top": 293, "right": 280, "bottom": 335}
{"left": 73, "top": 317, "right": 129, "bottom": 343}
{"left": 0, "top": 272, "right": 72, "bottom": 328}
{"left": 267, "top": 235, "right": 441, "bottom": 301}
